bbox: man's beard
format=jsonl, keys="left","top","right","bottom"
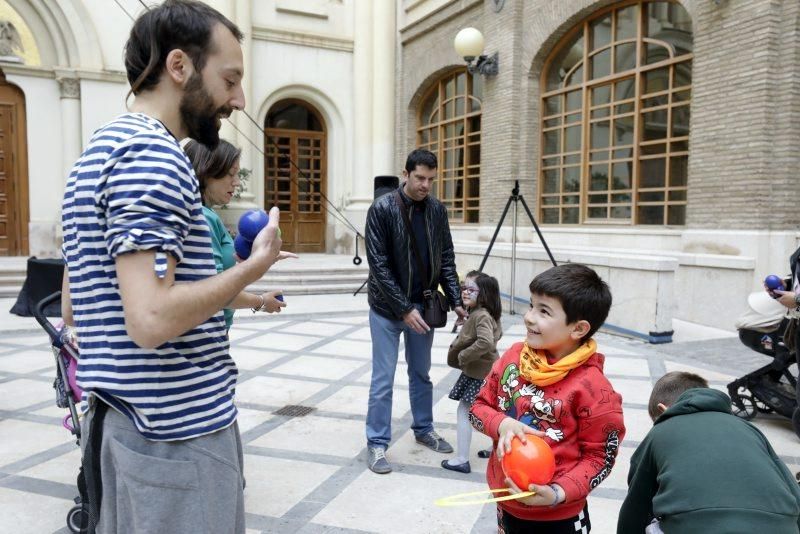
{"left": 179, "top": 73, "right": 231, "bottom": 148}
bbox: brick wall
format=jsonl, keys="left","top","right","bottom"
{"left": 397, "top": 0, "right": 800, "bottom": 231}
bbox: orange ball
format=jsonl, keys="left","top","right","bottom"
{"left": 501, "top": 434, "right": 556, "bottom": 489}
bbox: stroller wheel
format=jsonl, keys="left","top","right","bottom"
{"left": 732, "top": 393, "right": 757, "bottom": 420}
{"left": 755, "top": 399, "right": 774, "bottom": 414}
{"left": 66, "top": 504, "right": 88, "bottom": 533}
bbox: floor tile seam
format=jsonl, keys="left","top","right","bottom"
{"left": 229, "top": 321, "right": 317, "bottom": 345}
{"left": 0, "top": 441, "right": 77, "bottom": 476}
{"left": 242, "top": 511, "right": 376, "bottom": 534}
{"left": 235, "top": 309, "right": 371, "bottom": 324}
{"left": 0, "top": 341, "right": 49, "bottom": 351}
{"left": 470, "top": 502, "right": 499, "bottom": 534}
{"left": 238, "top": 350, "right": 370, "bottom": 366}
{"left": 0, "top": 369, "right": 53, "bottom": 383}
{"left": 605, "top": 374, "right": 652, "bottom": 381}
{"left": 235, "top": 351, "right": 374, "bottom": 380}
{"left": 238, "top": 363, "right": 373, "bottom": 443}
{"left": 0, "top": 345, "right": 50, "bottom": 356}
{"left": 237, "top": 365, "right": 370, "bottom": 385}
{"left": 242, "top": 444, "right": 350, "bottom": 466}
{"left": 234, "top": 342, "right": 374, "bottom": 359}
{"left": 275, "top": 457, "right": 380, "bottom": 528}
{"left": 588, "top": 486, "right": 628, "bottom": 501}
{"left": 0, "top": 411, "right": 63, "bottom": 427}
{"left": 375, "top": 460, "right": 488, "bottom": 483}
{"left": 622, "top": 402, "right": 648, "bottom": 411}
{"left": 237, "top": 403, "right": 437, "bottom": 427}
{"left": 0, "top": 399, "right": 58, "bottom": 419}
{"left": 0, "top": 473, "right": 79, "bottom": 501}
{"left": 282, "top": 322, "right": 373, "bottom": 350}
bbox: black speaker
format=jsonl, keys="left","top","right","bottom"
{"left": 374, "top": 175, "right": 399, "bottom": 200}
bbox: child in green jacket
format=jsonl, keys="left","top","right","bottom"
{"left": 618, "top": 371, "right": 800, "bottom": 534}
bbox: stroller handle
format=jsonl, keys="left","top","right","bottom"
{"left": 33, "top": 291, "right": 63, "bottom": 348}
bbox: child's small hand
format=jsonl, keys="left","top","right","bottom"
{"left": 496, "top": 417, "right": 546, "bottom": 459}
{"left": 505, "top": 477, "right": 563, "bottom": 507}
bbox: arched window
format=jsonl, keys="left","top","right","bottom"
{"left": 417, "top": 69, "right": 482, "bottom": 223}
{"left": 540, "top": 1, "right": 692, "bottom": 225}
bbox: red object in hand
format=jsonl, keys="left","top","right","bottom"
{"left": 501, "top": 434, "right": 556, "bottom": 489}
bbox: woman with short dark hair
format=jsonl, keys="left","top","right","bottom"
{"left": 185, "top": 138, "right": 285, "bottom": 330}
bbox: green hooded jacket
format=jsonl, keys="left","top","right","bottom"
{"left": 617, "top": 388, "right": 800, "bottom": 534}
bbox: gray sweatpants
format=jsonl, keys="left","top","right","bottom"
{"left": 81, "top": 403, "right": 245, "bottom": 534}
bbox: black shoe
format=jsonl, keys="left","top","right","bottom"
{"left": 415, "top": 431, "right": 454, "bottom": 453}
{"left": 477, "top": 449, "right": 492, "bottom": 459}
{"left": 441, "top": 459, "right": 471, "bottom": 474}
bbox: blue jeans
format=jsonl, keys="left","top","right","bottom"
{"left": 366, "top": 306, "right": 435, "bottom": 449}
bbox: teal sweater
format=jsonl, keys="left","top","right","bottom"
{"left": 618, "top": 388, "right": 800, "bottom": 534}
{"left": 202, "top": 206, "right": 235, "bottom": 329}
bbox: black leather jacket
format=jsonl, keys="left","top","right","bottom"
{"left": 365, "top": 187, "right": 462, "bottom": 320}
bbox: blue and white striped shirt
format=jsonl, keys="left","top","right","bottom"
{"left": 61, "top": 113, "right": 237, "bottom": 441}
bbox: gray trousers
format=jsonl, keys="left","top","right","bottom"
{"left": 81, "top": 403, "right": 245, "bottom": 534}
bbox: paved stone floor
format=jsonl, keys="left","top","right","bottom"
{"left": 0, "top": 310, "right": 798, "bottom": 533}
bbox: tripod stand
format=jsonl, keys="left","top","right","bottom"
{"left": 477, "top": 179, "right": 557, "bottom": 314}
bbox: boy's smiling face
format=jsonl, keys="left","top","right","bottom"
{"left": 524, "top": 292, "right": 590, "bottom": 360}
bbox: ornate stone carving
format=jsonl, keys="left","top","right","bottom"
{"left": 0, "top": 20, "right": 23, "bottom": 63}
{"left": 0, "top": 20, "right": 22, "bottom": 56}
{"left": 58, "top": 77, "right": 81, "bottom": 99}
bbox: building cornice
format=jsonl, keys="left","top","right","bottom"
{"left": 0, "top": 62, "right": 127, "bottom": 83}
{"left": 252, "top": 25, "right": 353, "bottom": 53}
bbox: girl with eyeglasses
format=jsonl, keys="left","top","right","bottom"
{"left": 442, "top": 270, "right": 503, "bottom": 473}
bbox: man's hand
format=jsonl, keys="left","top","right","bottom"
{"left": 496, "top": 417, "right": 546, "bottom": 459}
{"left": 260, "top": 291, "right": 286, "bottom": 313}
{"left": 403, "top": 308, "right": 430, "bottom": 335}
{"left": 248, "top": 207, "right": 298, "bottom": 269}
{"left": 772, "top": 289, "right": 797, "bottom": 309}
{"left": 454, "top": 305, "right": 468, "bottom": 326}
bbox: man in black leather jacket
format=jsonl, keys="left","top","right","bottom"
{"left": 364, "top": 148, "right": 466, "bottom": 474}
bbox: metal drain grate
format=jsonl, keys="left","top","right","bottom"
{"left": 273, "top": 404, "right": 316, "bottom": 417}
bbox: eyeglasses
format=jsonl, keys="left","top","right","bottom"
{"left": 460, "top": 285, "right": 479, "bottom": 295}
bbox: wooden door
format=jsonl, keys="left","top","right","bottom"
{"left": 0, "top": 78, "right": 28, "bottom": 256}
{"left": 264, "top": 129, "right": 326, "bottom": 252}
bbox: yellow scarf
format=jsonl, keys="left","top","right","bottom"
{"left": 518, "top": 339, "right": 597, "bottom": 386}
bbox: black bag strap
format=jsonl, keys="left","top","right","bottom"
{"left": 394, "top": 191, "right": 430, "bottom": 295}
{"left": 83, "top": 399, "right": 108, "bottom": 533}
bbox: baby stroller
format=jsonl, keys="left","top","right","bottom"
{"left": 32, "top": 291, "right": 89, "bottom": 533}
{"left": 727, "top": 291, "right": 800, "bottom": 440}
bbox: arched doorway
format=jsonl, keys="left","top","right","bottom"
{"left": 0, "top": 71, "right": 28, "bottom": 255}
{"left": 264, "top": 99, "right": 327, "bottom": 253}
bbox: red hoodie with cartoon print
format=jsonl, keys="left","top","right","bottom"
{"left": 470, "top": 341, "right": 625, "bottom": 522}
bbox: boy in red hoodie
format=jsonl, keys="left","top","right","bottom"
{"left": 471, "top": 263, "right": 625, "bottom": 533}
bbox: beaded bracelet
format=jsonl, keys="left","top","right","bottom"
{"left": 251, "top": 294, "right": 265, "bottom": 313}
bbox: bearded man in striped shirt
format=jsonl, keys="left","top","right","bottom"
{"left": 60, "top": 2, "right": 294, "bottom": 532}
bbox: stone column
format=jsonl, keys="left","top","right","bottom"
{"left": 349, "top": 0, "right": 374, "bottom": 208}
{"left": 228, "top": 0, "right": 258, "bottom": 211}
{"left": 57, "top": 75, "right": 82, "bottom": 186}
{"left": 371, "top": 0, "right": 396, "bottom": 180}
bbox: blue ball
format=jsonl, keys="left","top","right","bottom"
{"left": 238, "top": 210, "right": 269, "bottom": 241}
{"left": 234, "top": 234, "right": 252, "bottom": 260}
{"left": 765, "top": 275, "right": 784, "bottom": 291}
